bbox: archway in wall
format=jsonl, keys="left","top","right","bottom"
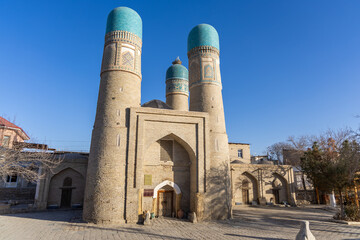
{"left": 153, "top": 180, "right": 181, "bottom": 217}
{"left": 142, "top": 134, "right": 193, "bottom": 216}
{"left": 47, "top": 168, "right": 85, "bottom": 208}
{"left": 272, "top": 173, "right": 289, "bottom": 204}
{"left": 241, "top": 172, "right": 259, "bottom": 204}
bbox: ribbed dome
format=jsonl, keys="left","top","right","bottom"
{"left": 187, "top": 24, "right": 219, "bottom": 52}
{"left": 166, "top": 58, "right": 188, "bottom": 80}
{"left": 106, "top": 7, "right": 142, "bottom": 39}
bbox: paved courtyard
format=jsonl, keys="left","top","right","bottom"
{"left": 1, "top": 206, "right": 360, "bottom": 240}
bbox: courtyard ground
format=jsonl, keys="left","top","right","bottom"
{"left": 0, "top": 205, "right": 360, "bottom": 240}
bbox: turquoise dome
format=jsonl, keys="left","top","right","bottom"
{"left": 166, "top": 60, "right": 188, "bottom": 80}
{"left": 106, "top": 7, "right": 142, "bottom": 39}
{"left": 187, "top": 24, "right": 219, "bottom": 52}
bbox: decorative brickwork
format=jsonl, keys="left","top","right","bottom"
{"left": 188, "top": 46, "right": 221, "bottom": 88}
{"left": 101, "top": 30, "right": 142, "bottom": 78}
{"left": 187, "top": 45, "right": 219, "bottom": 58}
{"left": 165, "top": 79, "right": 189, "bottom": 96}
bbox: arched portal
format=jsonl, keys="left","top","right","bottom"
{"left": 240, "top": 172, "right": 259, "bottom": 204}
{"left": 272, "top": 173, "right": 289, "bottom": 204}
{"left": 142, "top": 133, "right": 192, "bottom": 218}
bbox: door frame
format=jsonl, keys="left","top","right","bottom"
{"left": 157, "top": 189, "right": 174, "bottom": 217}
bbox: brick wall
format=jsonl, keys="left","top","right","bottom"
{"left": 0, "top": 187, "right": 36, "bottom": 203}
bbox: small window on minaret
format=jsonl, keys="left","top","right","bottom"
{"left": 238, "top": 149, "right": 243, "bottom": 158}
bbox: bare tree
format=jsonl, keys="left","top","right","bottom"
{"left": 267, "top": 128, "right": 354, "bottom": 203}
{"left": 314, "top": 128, "right": 354, "bottom": 150}
{"left": 287, "top": 135, "right": 314, "bottom": 151}
{"left": 266, "top": 142, "right": 293, "bottom": 163}
{"left": 0, "top": 146, "right": 62, "bottom": 183}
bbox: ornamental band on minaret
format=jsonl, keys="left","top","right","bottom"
{"left": 83, "top": 7, "right": 143, "bottom": 224}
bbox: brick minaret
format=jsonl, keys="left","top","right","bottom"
{"left": 83, "top": 7, "right": 142, "bottom": 224}
{"left": 187, "top": 24, "right": 231, "bottom": 219}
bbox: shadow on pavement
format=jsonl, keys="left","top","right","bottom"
{"left": 2, "top": 209, "right": 84, "bottom": 223}
{"left": 224, "top": 233, "right": 288, "bottom": 240}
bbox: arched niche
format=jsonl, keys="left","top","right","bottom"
{"left": 142, "top": 133, "right": 196, "bottom": 215}
{"left": 240, "top": 172, "right": 259, "bottom": 204}
{"left": 47, "top": 167, "right": 85, "bottom": 208}
{"left": 144, "top": 133, "right": 196, "bottom": 164}
{"left": 272, "top": 173, "right": 289, "bottom": 204}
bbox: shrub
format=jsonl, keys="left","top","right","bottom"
{"left": 344, "top": 204, "right": 360, "bottom": 221}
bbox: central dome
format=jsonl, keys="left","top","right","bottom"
{"left": 106, "top": 7, "right": 142, "bottom": 39}
{"left": 187, "top": 24, "right": 219, "bottom": 52}
{"left": 166, "top": 58, "right": 188, "bottom": 80}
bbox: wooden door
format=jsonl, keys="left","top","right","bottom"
{"left": 273, "top": 189, "right": 280, "bottom": 204}
{"left": 157, "top": 190, "right": 173, "bottom": 217}
{"left": 242, "top": 189, "right": 249, "bottom": 204}
{"left": 61, "top": 189, "right": 72, "bottom": 208}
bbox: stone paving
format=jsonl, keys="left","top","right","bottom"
{"left": 1, "top": 206, "right": 360, "bottom": 239}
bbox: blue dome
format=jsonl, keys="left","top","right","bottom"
{"left": 166, "top": 61, "right": 188, "bottom": 80}
{"left": 187, "top": 24, "right": 219, "bottom": 52}
{"left": 106, "top": 7, "right": 142, "bottom": 39}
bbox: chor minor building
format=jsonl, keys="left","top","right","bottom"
{"left": 32, "top": 7, "right": 297, "bottom": 224}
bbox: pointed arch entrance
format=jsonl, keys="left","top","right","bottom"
{"left": 153, "top": 180, "right": 182, "bottom": 217}
{"left": 241, "top": 172, "right": 259, "bottom": 204}
{"left": 47, "top": 167, "right": 85, "bottom": 208}
{"left": 141, "top": 132, "right": 194, "bottom": 218}
{"left": 272, "top": 173, "right": 289, "bottom": 204}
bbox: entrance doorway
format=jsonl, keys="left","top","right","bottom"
{"left": 242, "top": 189, "right": 249, "bottom": 204}
{"left": 60, "top": 177, "right": 73, "bottom": 208}
{"left": 157, "top": 190, "right": 173, "bottom": 217}
{"left": 242, "top": 180, "right": 250, "bottom": 204}
{"left": 61, "top": 189, "right": 72, "bottom": 207}
{"left": 273, "top": 189, "right": 280, "bottom": 204}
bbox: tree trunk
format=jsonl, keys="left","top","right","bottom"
{"left": 354, "top": 180, "right": 359, "bottom": 208}
{"left": 339, "top": 189, "right": 345, "bottom": 219}
{"left": 315, "top": 187, "right": 320, "bottom": 204}
{"left": 301, "top": 172, "right": 308, "bottom": 201}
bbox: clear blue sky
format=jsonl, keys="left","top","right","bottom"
{"left": 1, "top": 0, "right": 359, "bottom": 155}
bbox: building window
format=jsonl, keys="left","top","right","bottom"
{"left": 2, "top": 136, "right": 10, "bottom": 147}
{"left": 5, "top": 175, "right": 17, "bottom": 188}
{"left": 238, "top": 149, "right": 243, "bottom": 158}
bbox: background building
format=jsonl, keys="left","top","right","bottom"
{"left": 0, "top": 117, "right": 34, "bottom": 204}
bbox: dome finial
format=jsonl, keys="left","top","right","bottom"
{"left": 172, "top": 57, "right": 182, "bottom": 65}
